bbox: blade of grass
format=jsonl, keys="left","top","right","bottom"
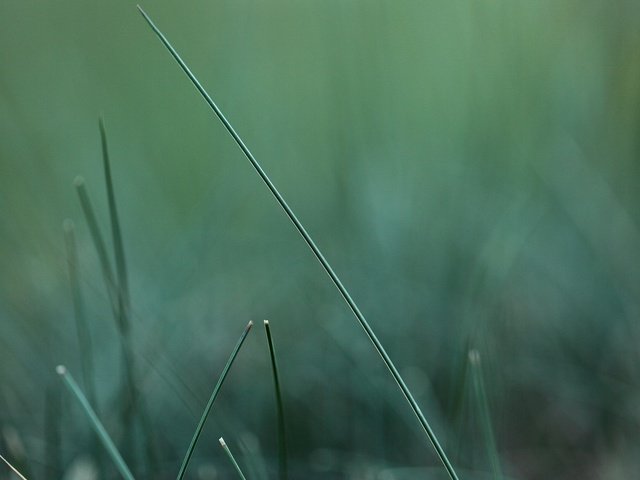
{"left": 98, "top": 116, "right": 159, "bottom": 474}
{"left": 74, "top": 175, "right": 138, "bottom": 472}
{"left": 73, "top": 176, "right": 118, "bottom": 319}
{"left": 137, "top": 7, "right": 460, "bottom": 479}
{"left": 99, "top": 115, "right": 131, "bottom": 317}
{"left": 64, "top": 218, "right": 109, "bottom": 474}
{"left": 219, "top": 437, "right": 248, "bottom": 480}
{"left": 0, "top": 453, "right": 28, "bottom": 480}
{"left": 176, "top": 321, "right": 253, "bottom": 480}
{"left": 56, "top": 365, "right": 135, "bottom": 480}
{"left": 469, "top": 350, "right": 502, "bottom": 480}
{"left": 63, "top": 219, "right": 99, "bottom": 411}
{"left": 263, "top": 320, "right": 287, "bottom": 480}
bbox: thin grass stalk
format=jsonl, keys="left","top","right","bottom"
{"left": 73, "top": 177, "right": 132, "bottom": 404}
{"left": 56, "top": 366, "right": 135, "bottom": 480}
{"left": 263, "top": 320, "right": 288, "bottom": 480}
{"left": 0, "top": 453, "right": 28, "bottom": 480}
{"left": 176, "top": 321, "right": 253, "bottom": 480}
{"left": 99, "top": 116, "right": 131, "bottom": 318}
{"left": 63, "top": 219, "right": 108, "bottom": 475}
{"left": 73, "top": 175, "right": 139, "bottom": 471}
{"left": 73, "top": 176, "right": 118, "bottom": 318}
{"left": 469, "top": 350, "right": 502, "bottom": 480}
{"left": 63, "top": 219, "right": 99, "bottom": 410}
{"left": 219, "top": 438, "right": 248, "bottom": 480}
{"left": 98, "top": 116, "right": 159, "bottom": 473}
{"left": 137, "top": 8, "right": 459, "bottom": 479}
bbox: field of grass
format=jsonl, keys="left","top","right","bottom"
{"left": 1, "top": 1, "right": 640, "bottom": 479}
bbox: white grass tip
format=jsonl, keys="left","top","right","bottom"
{"left": 73, "top": 176, "right": 85, "bottom": 188}
{"left": 468, "top": 349, "right": 481, "bottom": 365}
{"left": 218, "top": 437, "right": 227, "bottom": 447}
{"left": 63, "top": 219, "right": 75, "bottom": 232}
{"left": 55, "top": 365, "right": 67, "bottom": 376}
{"left": 247, "top": 320, "right": 254, "bottom": 327}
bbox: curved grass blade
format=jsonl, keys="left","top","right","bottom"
{"left": 0, "top": 453, "right": 28, "bottom": 480}
{"left": 469, "top": 350, "right": 502, "bottom": 480}
{"left": 219, "top": 438, "right": 248, "bottom": 480}
{"left": 137, "top": 7, "right": 459, "bottom": 479}
{"left": 176, "top": 321, "right": 253, "bottom": 480}
{"left": 263, "top": 320, "right": 287, "bottom": 480}
{"left": 56, "top": 366, "right": 135, "bottom": 480}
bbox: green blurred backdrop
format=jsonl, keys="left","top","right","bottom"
{"left": 1, "top": 0, "right": 640, "bottom": 478}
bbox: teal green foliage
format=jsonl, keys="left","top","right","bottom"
{"left": 1, "top": 1, "right": 640, "bottom": 478}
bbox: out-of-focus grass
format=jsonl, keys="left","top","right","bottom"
{"left": 1, "top": 0, "right": 640, "bottom": 478}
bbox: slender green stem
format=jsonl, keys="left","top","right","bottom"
{"left": 99, "top": 116, "right": 131, "bottom": 318}
{"left": 63, "top": 219, "right": 99, "bottom": 411}
{"left": 73, "top": 176, "right": 119, "bottom": 319}
{"left": 469, "top": 350, "right": 502, "bottom": 480}
{"left": 137, "top": 7, "right": 459, "bottom": 479}
{"left": 264, "top": 320, "right": 288, "bottom": 480}
{"left": 98, "top": 116, "right": 159, "bottom": 473}
{"left": 176, "top": 321, "right": 253, "bottom": 480}
{"left": 0, "top": 453, "right": 28, "bottom": 480}
{"left": 74, "top": 174, "right": 141, "bottom": 472}
{"left": 219, "top": 437, "right": 248, "bottom": 480}
{"left": 56, "top": 366, "right": 135, "bottom": 480}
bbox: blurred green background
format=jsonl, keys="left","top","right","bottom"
{"left": 2, "top": 0, "right": 640, "bottom": 478}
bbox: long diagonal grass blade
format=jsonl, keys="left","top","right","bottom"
{"left": 137, "top": 7, "right": 459, "bottom": 479}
